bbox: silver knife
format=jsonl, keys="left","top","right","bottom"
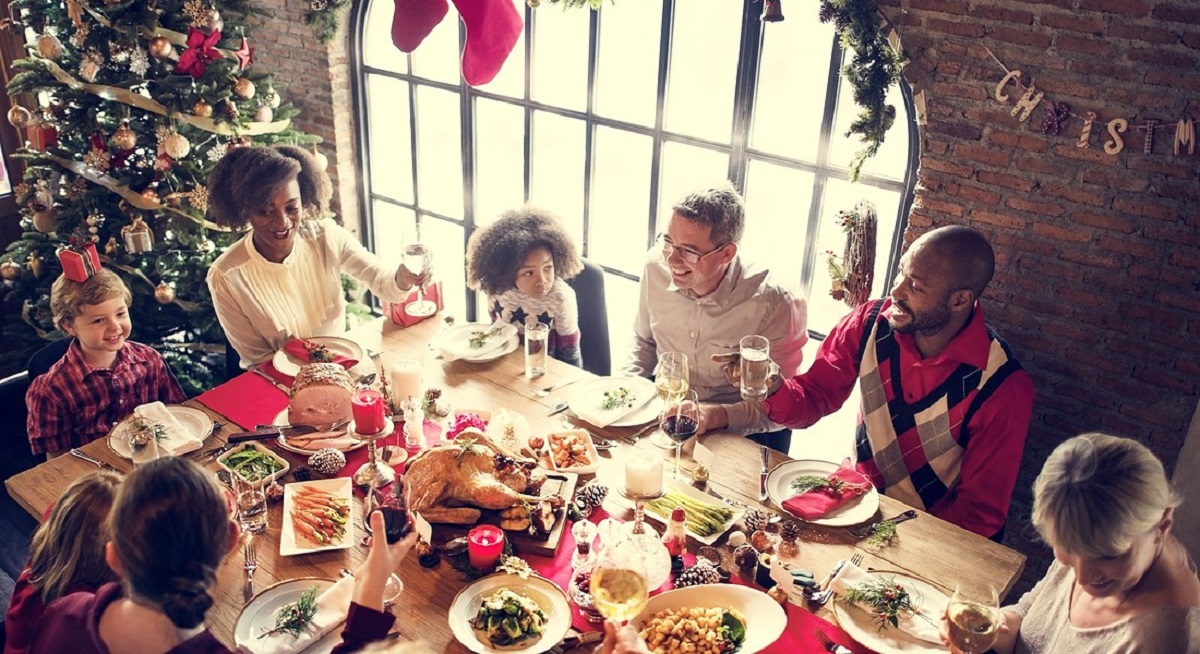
{"left": 547, "top": 401, "right": 569, "bottom": 416}
{"left": 758, "top": 446, "right": 770, "bottom": 502}
{"left": 250, "top": 366, "right": 290, "bottom": 393}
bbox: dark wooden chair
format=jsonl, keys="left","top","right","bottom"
{"left": 566, "top": 258, "right": 611, "bottom": 377}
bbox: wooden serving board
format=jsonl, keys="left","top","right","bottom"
{"left": 430, "top": 471, "right": 579, "bottom": 557}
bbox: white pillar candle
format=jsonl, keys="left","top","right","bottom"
{"left": 390, "top": 359, "right": 422, "bottom": 403}
{"left": 625, "top": 456, "right": 663, "bottom": 496}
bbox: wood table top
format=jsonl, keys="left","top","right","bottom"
{"left": 6, "top": 316, "right": 1025, "bottom": 651}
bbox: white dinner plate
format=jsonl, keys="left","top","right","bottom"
{"left": 832, "top": 571, "right": 950, "bottom": 654}
{"left": 272, "top": 409, "right": 367, "bottom": 455}
{"left": 632, "top": 584, "right": 786, "bottom": 654}
{"left": 271, "top": 337, "right": 364, "bottom": 377}
{"left": 280, "top": 478, "right": 356, "bottom": 556}
{"left": 234, "top": 577, "right": 342, "bottom": 653}
{"left": 107, "top": 405, "right": 214, "bottom": 459}
{"left": 448, "top": 573, "right": 572, "bottom": 654}
{"left": 606, "top": 479, "right": 745, "bottom": 546}
{"left": 766, "top": 459, "right": 880, "bottom": 527}
{"left": 567, "top": 376, "right": 663, "bottom": 427}
{"left": 438, "top": 323, "right": 520, "bottom": 363}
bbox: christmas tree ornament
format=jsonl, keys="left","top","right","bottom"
{"left": 204, "top": 8, "right": 223, "bottom": 33}
{"left": 36, "top": 33, "right": 64, "bottom": 60}
{"left": 121, "top": 216, "right": 155, "bottom": 253}
{"left": 140, "top": 188, "right": 161, "bottom": 204}
{"left": 183, "top": 0, "right": 206, "bottom": 24}
{"left": 70, "top": 22, "right": 90, "bottom": 48}
{"left": 163, "top": 132, "right": 191, "bottom": 158}
{"left": 743, "top": 509, "right": 771, "bottom": 534}
{"left": 223, "top": 100, "right": 240, "bottom": 120}
{"left": 79, "top": 51, "right": 103, "bottom": 83}
{"left": 26, "top": 253, "right": 44, "bottom": 277}
{"left": 235, "top": 34, "right": 254, "bottom": 71}
{"left": 104, "top": 236, "right": 119, "bottom": 255}
{"left": 187, "top": 185, "right": 209, "bottom": 213}
{"left": 7, "top": 106, "right": 32, "bottom": 128}
{"left": 733, "top": 544, "right": 759, "bottom": 569}
{"left": 760, "top": 0, "right": 784, "bottom": 22}
{"left": 265, "top": 86, "right": 281, "bottom": 109}
{"left": 176, "top": 28, "right": 221, "bottom": 78}
{"left": 148, "top": 36, "right": 173, "bottom": 59}
{"left": 233, "top": 77, "right": 256, "bottom": 99}
{"left": 110, "top": 122, "right": 137, "bottom": 150}
{"left": 129, "top": 49, "right": 150, "bottom": 76}
{"left": 192, "top": 98, "right": 213, "bottom": 117}
{"left": 154, "top": 152, "right": 173, "bottom": 172}
{"left": 83, "top": 146, "right": 110, "bottom": 172}
{"left": 154, "top": 281, "right": 176, "bottom": 304}
{"left": 65, "top": 0, "right": 84, "bottom": 27}
{"left": 200, "top": 239, "right": 215, "bottom": 253}
{"left": 0, "top": 260, "right": 20, "bottom": 281}
{"left": 253, "top": 105, "right": 273, "bottom": 123}
{"left": 313, "top": 146, "right": 329, "bottom": 170}
{"left": 30, "top": 189, "right": 57, "bottom": 233}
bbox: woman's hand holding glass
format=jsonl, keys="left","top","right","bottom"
{"left": 352, "top": 509, "right": 419, "bottom": 611}
{"left": 939, "top": 585, "right": 1002, "bottom": 654}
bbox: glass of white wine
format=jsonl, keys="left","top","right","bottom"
{"left": 403, "top": 226, "right": 436, "bottom": 318}
{"left": 589, "top": 535, "right": 650, "bottom": 625}
{"left": 946, "top": 584, "right": 1000, "bottom": 654}
{"left": 651, "top": 351, "right": 689, "bottom": 449}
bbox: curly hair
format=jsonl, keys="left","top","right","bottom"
{"left": 672, "top": 182, "right": 745, "bottom": 246}
{"left": 465, "top": 206, "right": 583, "bottom": 296}
{"left": 206, "top": 145, "right": 333, "bottom": 229}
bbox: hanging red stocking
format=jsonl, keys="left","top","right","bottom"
{"left": 391, "top": 0, "right": 450, "bottom": 52}
{"left": 449, "top": 0, "right": 523, "bottom": 86}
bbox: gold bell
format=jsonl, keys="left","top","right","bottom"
{"left": 761, "top": 0, "right": 784, "bottom": 22}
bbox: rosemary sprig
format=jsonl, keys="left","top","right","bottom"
{"left": 259, "top": 585, "right": 319, "bottom": 639}
{"left": 305, "top": 342, "right": 335, "bottom": 362}
{"left": 130, "top": 419, "right": 167, "bottom": 449}
{"left": 842, "top": 576, "right": 920, "bottom": 631}
{"left": 867, "top": 518, "right": 899, "bottom": 548}
{"left": 789, "top": 474, "right": 845, "bottom": 495}
{"left": 599, "top": 387, "right": 635, "bottom": 411}
{"left": 468, "top": 326, "right": 502, "bottom": 349}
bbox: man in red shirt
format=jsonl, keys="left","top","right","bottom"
{"left": 762, "top": 225, "right": 1034, "bottom": 539}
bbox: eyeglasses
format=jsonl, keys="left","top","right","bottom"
{"left": 657, "top": 233, "right": 727, "bottom": 265}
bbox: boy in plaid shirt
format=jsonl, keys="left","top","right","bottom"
{"left": 26, "top": 269, "right": 185, "bottom": 459}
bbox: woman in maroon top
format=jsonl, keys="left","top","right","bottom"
{"left": 29, "top": 457, "right": 415, "bottom": 654}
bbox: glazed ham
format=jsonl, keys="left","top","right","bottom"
{"left": 288, "top": 363, "right": 355, "bottom": 429}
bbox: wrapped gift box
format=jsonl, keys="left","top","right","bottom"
{"left": 383, "top": 281, "right": 444, "bottom": 327}
{"left": 57, "top": 242, "right": 101, "bottom": 283}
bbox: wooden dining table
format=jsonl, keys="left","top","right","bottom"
{"left": 6, "top": 315, "right": 1025, "bottom": 652}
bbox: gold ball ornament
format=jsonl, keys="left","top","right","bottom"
{"left": 154, "top": 281, "right": 176, "bottom": 304}
{"left": 163, "top": 132, "right": 191, "bottom": 159}
{"left": 253, "top": 105, "right": 273, "bottom": 123}
{"left": 26, "top": 253, "right": 44, "bottom": 278}
{"left": 0, "top": 260, "right": 20, "bottom": 281}
{"left": 148, "top": 36, "right": 173, "bottom": 59}
{"left": 7, "top": 106, "right": 32, "bottom": 129}
{"left": 233, "top": 78, "right": 256, "bottom": 100}
{"left": 105, "top": 236, "right": 120, "bottom": 255}
{"left": 204, "top": 9, "right": 223, "bottom": 32}
{"left": 110, "top": 123, "right": 137, "bottom": 150}
{"left": 192, "top": 99, "right": 213, "bottom": 118}
{"left": 36, "top": 33, "right": 64, "bottom": 60}
{"left": 314, "top": 150, "right": 329, "bottom": 170}
{"left": 140, "top": 188, "right": 160, "bottom": 205}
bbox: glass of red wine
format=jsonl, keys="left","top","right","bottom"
{"left": 660, "top": 390, "right": 699, "bottom": 480}
{"left": 364, "top": 505, "right": 413, "bottom": 544}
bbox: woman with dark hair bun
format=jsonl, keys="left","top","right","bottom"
{"left": 206, "top": 145, "right": 427, "bottom": 368}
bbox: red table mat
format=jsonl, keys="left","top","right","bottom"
{"left": 194, "top": 369, "right": 290, "bottom": 430}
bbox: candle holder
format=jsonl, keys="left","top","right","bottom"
{"left": 618, "top": 485, "right": 666, "bottom": 537}
{"left": 351, "top": 417, "right": 396, "bottom": 488}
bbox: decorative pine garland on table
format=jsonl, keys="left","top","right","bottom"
{"left": 818, "top": 0, "right": 907, "bottom": 182}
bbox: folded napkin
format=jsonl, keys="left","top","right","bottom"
{"left": 439, "top": 323, "right": 515, "bottom": 362}
{"left": 133, "top": 402, "right": 202, "bottom": 456}
{"left": 782, "top": 458, "right": 873, "bottom": 519}
{"left": 831, "top": 563, "right": 946, "bottom": 645}
{"left": 245, "top": 576, "right": 355, "bottom": 654}
{"left": 572, "top": 381, "right": 655, "bottom": 428}
{"left": 282, "top": 338, "right": 359, "bottom": 369}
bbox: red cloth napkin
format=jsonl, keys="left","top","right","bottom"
{"left": 195, "top": 371, "right": 290, "bottom": 430}
{"left": 783, "top": 458, "right": 874, "bottom": 520}
{"left": 282, "top": 338, "right": 359, "bottom": 369}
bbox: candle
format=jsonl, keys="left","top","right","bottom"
{"left": 625, "top": 457, "right": 663, "bottom": 497}
{"left": 351, "top": 389, "right": 387, "bottom": 435}
{"left": 390, "top": 359, "right": 422, "bottom": 403}
{"left": 467, "top": 525, "right": 505, "bottom": 570}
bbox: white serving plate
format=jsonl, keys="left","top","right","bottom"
{"left": 632, "top": 584, "right": 787, "bottom": 654}
{"left": 215, "top": 442, "right": 290, "bottom": 489}
{"left": 271, "top": 336, "right": 364, "bottom": 377}
{"left": 832, "top": 571, "right": 950, "bottom": 654}
{"left": 766, "top": 459, "right": 880, "bottom": 527}
{"left": 438, "top": 323, "right": 520, "bottom": 363}
{"left": 567, "top": 376, "right": 663, "bottom": 427}
{"left": 447, "top": 573, "right": 572, "bottom": 654}
{"left": 537, "top": 429, "right": 600, "bottom": 475}
{"left": 608, "top": 479, "right": 745, "bottom": 546}
{"left": 280, "top": 478, "right": 355, "bottom": 556}
{"left": 107, "top": 405, "right": 214, "bottom": 459}
{"left": 272, "top": 409, "right": 367, "bottom": 455}
{"left": 234, "top": 577, "right": 342, "bottom": 653}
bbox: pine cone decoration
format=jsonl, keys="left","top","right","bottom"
{"left": 733, "top": 544, "right": 760, "bottom": 569}
{"left": 744, "top": 510, "right": 771, "bottom": 534}
{"left": 779, "top": 520, "right": 800, "bottom": 543}
{"left": 223, "top": 99, "right": 240, "bottom": 120}
{"left": 574, "top": 481, "right": 609, "bottom": 511}
{"left": 291, "top": 466, "right": 312, "bottom": 482}
{"left": 674, "top": 563, "right": 721, "bottom": 588}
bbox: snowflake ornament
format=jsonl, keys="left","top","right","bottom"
{"left": 129, "top": 49, "right": 149, "bottom": 76}
{"left": 206, "top": 142, "right": 228, "bottom": 163}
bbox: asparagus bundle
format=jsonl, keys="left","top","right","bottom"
{"left": 647, "top": 490, "right": 735, "bottom": 537}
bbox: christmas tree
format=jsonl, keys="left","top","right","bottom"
{"left": 1, "top": 0, "right": 317, "bottom": 393}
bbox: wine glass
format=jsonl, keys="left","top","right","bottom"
{"left": 946, "top": 584, "right": 1000, "bottom": 654}
{"left": 589, "top": 534, "right": 650, "bottom": 625}
{"left": 403, "top": 227, "right": 436, "bottom": 318}
{"left": 660, "top": 390, "right": 699, "bottom": 480}
{"left": 651, "top": 351, "right": 689, "bottom": 449}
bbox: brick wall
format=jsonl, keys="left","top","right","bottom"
{"left": 880, "top": 0, "right": 1200, "bottom": 592}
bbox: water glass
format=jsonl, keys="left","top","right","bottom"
{"left": 525, "top": 323, "right": 549, "bottom": 378}
{"left": 128, "top": 431, "right": 160, "bottom": 467}
{"left": 231, "top": 472, "right": 268, "bottom": 535}
{"left": 401, "top": 397, "right": 423, "bottom": 449}
{"left": 739, "top": 334, "right": 771, "bottom": 400}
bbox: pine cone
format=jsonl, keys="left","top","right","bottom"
{"left": 223, "top": 100, "right": 239, "bottom": 120}
{"left": 308, "top": 448, "right": 346, "bottom": 475}
{"left": 733, "top": 544, "right": 760, "bottom": 569}
{"left": 744, "top": 510, "right": 771, "bottom": 533}
{"left": 291, "top": 466, "right": 312, "bottom": 482}
{"left": 575, "top": 481, "right": 609, "bottom": 510}
{"left": 779, "top": 520, "right": 800, "bottom": 543}
{"left": 674, "top": 563, "right": 721, "bottom": 588}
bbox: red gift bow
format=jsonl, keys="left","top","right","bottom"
{"left": 282, "top": 338, "right": 359, "bottom": 369}
{"left": 783, "top": 458, "right": 874, "bottom": 520}
{"left": 175, "top": 27, "right": 222, "bottom": 78}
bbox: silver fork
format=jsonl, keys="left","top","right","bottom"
{"left": 807, "top": 553, "right": 864, "bottom": 605}
{"left": 70, "top": 448, "right": 117, "bottom": 471}
{"left": 851, "top": 552, "right": 864, "bottom": 568}
{"left": 534, "top": 378, "right": 583, "bottom": 398}
{"left": 243, "top": 540, "right": 258, "bottom": 598}
{"left": 815, "top": 630, "right": 850, "bottom": 653}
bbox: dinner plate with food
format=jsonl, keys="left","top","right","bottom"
{"left": 437, "top": 323, "right": 520, "bottom": 363}
{"left": 281, "top": 478, "right": 355, "bottom": 556}
{"left": 448, "top": 573, "right": 571, "bottom": 654}
{"left": 568, "top": 377, "right": 663, "bottom": 428}
{"left": 766, "top": 459, "right": 880, "bottom": 527}
{"left": 831, "top": 571, "right": 950, "bottom": 654}
{"left": 272, "top": 336, "right": 364, "bottom": 377}
{"left": 632, "top": 584, "right": 786, "bottom": 654}
{"left": 108, "top": 403, "right": 214, "bottom": 459}
{"left": 527, "top": 429, "right": 599, "bottom": 475}
{"left": 216, "top": 443, "right": 290, "bottom": 489}
{"left": 272, "top": 409, "right": 366, "bottom": 455}
{"left": 234, "top": 577, "right": 345, "bottom": 654}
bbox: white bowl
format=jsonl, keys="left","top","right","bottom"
{"left": 632, "top": 584, "right": 786, "bottom": 654}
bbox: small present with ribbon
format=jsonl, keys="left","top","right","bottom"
{"left": 383, "top": 281, "right": 444, "bottom": 328}
{"left": 57, "top": 242, "right": 101, "bottom": 283}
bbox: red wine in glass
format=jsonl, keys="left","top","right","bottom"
{"left": 365, "top": 506, "right": 412, "bottom": 544}
{"left": 662, "top": 415, "right": 699, "bottom": 443}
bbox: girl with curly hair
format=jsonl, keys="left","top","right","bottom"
{"left": 466, "top": 207, "right": 584, "bottom": 368}
{"left": 205, "top": 145, "right": 426, "bottom": 368}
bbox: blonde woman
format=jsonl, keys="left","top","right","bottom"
{"left": 5, "top": 471, "right": 121, "bottom": 654}
{"left": 944, "top": 433, "right": 1200, "bottom": 653}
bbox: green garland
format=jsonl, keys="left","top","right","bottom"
{"left": 818, "top": 0, "right": 907, "bottom": 181}
{"left": 304, "top": 0, "right": 351, "bottom": 44}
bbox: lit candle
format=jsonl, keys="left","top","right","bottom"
{"left": 351, "top": 389, "right": 387, "bottom": 435}
{"left": 390, "top": 359, "right": 422, "bottom": 403}
{"left": 625, "top": 457, "right": 663, "bottom": 497}
{"left": 467, "top": 525, "right": 505, "bottom": 570}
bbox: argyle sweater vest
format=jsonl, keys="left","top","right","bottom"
{"left": 853, "top": 301, "right": 1023, "bottom": 511}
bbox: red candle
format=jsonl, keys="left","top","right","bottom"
{"left": 467, "top": 525, "right": 505, "bottom": 570}
{"left": 351, "top": 389, "right": 387, "bottom": 435}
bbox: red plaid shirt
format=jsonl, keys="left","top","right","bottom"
{"left": 25, "top": 340, "right": 187, "bottom": 456}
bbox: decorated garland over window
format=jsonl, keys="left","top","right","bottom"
{"left": 304, "top": 0, "right": 352, "bottom": 44}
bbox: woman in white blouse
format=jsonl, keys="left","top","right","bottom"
{"left": 206, "top": 145, "right": 423, "bottom": 368}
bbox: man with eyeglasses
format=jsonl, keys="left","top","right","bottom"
{"left": 758, "top": 225, "right": 1035, "bottom": 540}
{"left": 624, "top": 183, "right": 807, "bottom": 453}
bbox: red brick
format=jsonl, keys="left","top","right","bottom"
{"left": 1051, "top": 143, "right": 1120, "bottom": 166}
{"left": 931, "top": 81, "right": 990, "bottom": 101}
{"left": 1010, "top": 292, "right": 1070, "bottom": 316}
{"left": 1169, "top": 250, "right": 1200, "bottom": 270}
{"left": 971, "top": 209, "right": 1027, "bottom": 229}
{"left": 1071, "top": 211, "right": 1136, "bottom": 233}
{"left": 1133, "top": 367, "right": 1197, "bottom": 395}
{"left": 1120, "top": 402, "right": 1186, "bottom": 430}
{"left": 1108, "top": 23, "right": 1182, "bottom": 44}
{"left": 1080, "top": 0, "right": 1149, "bottom": 14}
{"left": 1059, "top": 249, "right": 1121, "bottom": 269}
{"left": 1056, "top": 34, "right": 1111, "bottom": 55}
{"left": 1068, "top": 59, "right": 1140, "bottom": 81}
{"left": 1097, "top": 374, "right": 1168, "bottom": 403}
{"left": 986, "top": 131, "right": 1049, "bottom": 153}
{"left": 936, "top": 60, "right": 963, "bottom": 77}
{"left": 1019, "top": 156, "right": 1075, "bottom": 178}
{"left": 927, "top": 17, "right": 986, "bottom": 38}
{"left": 953, "top": 143, "right": 1011, "bottom": 167}
{"left": 1112, "top": 196, "right": 1182, "bottom": 221}
{"left": 1040, "top": 182, "right": 1106, "bottom": 207}
{"left": 1032, "top": 222, "right": 1090, "bottom": 243}
{"left": 1006, "top": 197, "right": 1065, "bottom": 217}
{"left": 1185, "top": 32, "right": 1200, "bottom": 50}
{"left": 1129, "top": 47, "right": 1199, "bottom": 68}
{"left": 921, "top": 158, "right": 975, "bottom": 179}
{"left": 1068, "top": 347, "right": 1129, "bottom": 375}
{"left": 977, "top": 171, "right": 1037, "bottom": 192}
{"left": 976, "top": 6, "right": 1034, "bottom": 24}
{"left": 909, "top": 0, "right": 969, "bottom": 13}
{"left": 1154, "top": 4, "right": 1200, "bottom": 23}
{"left": 1039, "top": 12, "right": 1105, "bottom": 34}
{"left": 1156, "top": 289, "right": 1200, "bottom": 313}
{"left": 1080, "top": 170, "right": 1150, "bottom": 193}
{"left": 1156, "top": 180, "right": 1200, "bottom": 201}
{"left": 908, "top": 211, "right": 935, "bottom": 229}
{"left": 1178, "top": 357, "right": 1200, "bottom": 377}
{"left": 915, "top": 195, "right": 966, "bottom": 217}
{"left": 1098, "top": 236, "right": 1159, "bottom": 258}
{"left": 1145, "top": 69, "right": 1200, "bottom": 90}
{"left": 1128, "top": 156, "right": 1197, "bottom": 179}
{"left": 926, "top": 120, "right": 984, "bottom": 140}
{"left": 950, "top": 183, "right": 1003, "bottom": 205}
{"left": 989, "top": 26, "right": 1054, "bottom": 48}
{"left": 1119, "top": 301, "right": 1188, "bottom": 330}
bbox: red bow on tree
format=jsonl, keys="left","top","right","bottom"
{"left": 175, "top": 27, "right": 222, "bottom": 78}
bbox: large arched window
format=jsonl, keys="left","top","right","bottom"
{"left": 352, "top": 0, "right": 917, "bottom": 359}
